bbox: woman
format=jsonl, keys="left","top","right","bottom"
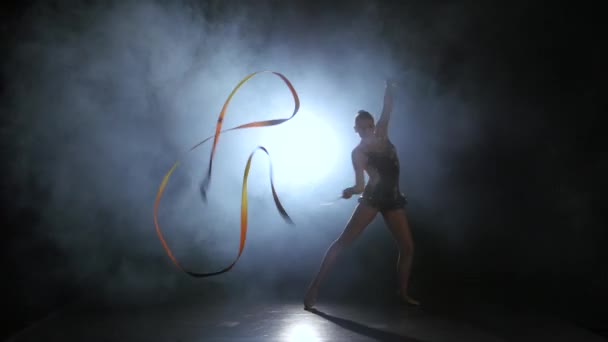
{"left": 303, "top": 80, "right": 419, "bottom": 309}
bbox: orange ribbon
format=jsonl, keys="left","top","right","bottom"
{"left": 153, "top": 71, "right": 299, "bottom": 277}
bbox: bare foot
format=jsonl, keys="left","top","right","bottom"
{"left": 397, "top": 290, "right": 420, "bottom": 306}
{"left": 400, "top": 295, "right": 420, "bottom": 306}
{"left": 303, "top": 287, "right": 318, "bottom": 310}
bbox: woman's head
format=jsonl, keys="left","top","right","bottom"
{"left": 354, "top": 110, "right": 375, "bottom": 139}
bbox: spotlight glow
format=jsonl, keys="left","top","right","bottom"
{"left": 260, "top": 110, "right": 344, "bottom": 188}
{"left": 283, "top": 323, "right": 321, "bottom": 342}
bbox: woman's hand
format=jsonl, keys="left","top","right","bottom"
{"left": 342, "top": 187, "right": 355, "bottom": 199}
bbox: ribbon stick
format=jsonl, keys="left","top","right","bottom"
{"left": 320, "top": 196, "right": 343, "bottom": 206}
{"left": 153, "top": 71, "right": 299, "bottom": 277}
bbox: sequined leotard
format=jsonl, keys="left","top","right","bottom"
{"left": 358, "top": 140, "right": 407, "bottom": 212}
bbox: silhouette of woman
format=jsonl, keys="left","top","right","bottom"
{"left": 304, "top": 80, "right": 419, "bottom": 309}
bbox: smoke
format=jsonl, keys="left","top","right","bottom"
{"left": 9, "top": 0, "right": 587, "bottom": 308}
{"left": 1, "top": 0, "right": 409, "bottom": 303}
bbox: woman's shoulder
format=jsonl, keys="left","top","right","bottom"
{"left": 352, "top": 143, "right": 372, "bottom": 158}
{"left": 352, "top": 144, "right": 365, "bottom": 155}
{"left": 362, "top": 138, "right": 393, "bottom": 153}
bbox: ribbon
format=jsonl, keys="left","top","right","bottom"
{"left": 153, "top": 71, "right": 299, "bottom": 277}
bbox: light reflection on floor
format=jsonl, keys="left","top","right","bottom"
{"left": 282, "top": 322, "right": 322, "bottom": 342}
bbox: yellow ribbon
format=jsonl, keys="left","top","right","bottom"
{"left": 153, "top": 71, "right": 299, "bottom": 277}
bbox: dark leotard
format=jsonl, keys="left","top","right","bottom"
{"left": 358, "top": 140, "right": 407, "bottom": 212}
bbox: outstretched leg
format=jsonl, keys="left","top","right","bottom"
{"left": 382, "top": 208, "right": 419, "bottom": 306}
{"left": 304, "top": 203, "right": 378, "bottom": 309}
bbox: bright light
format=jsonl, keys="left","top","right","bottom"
{"left": 282, "top": 323, "right": 321, "bottom": 342}
{"left": 259, "top": 111, "right": 344, "bottom": 188}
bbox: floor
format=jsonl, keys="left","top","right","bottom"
{"left": 7, "top": 295, "right": 607, "bottom": 342}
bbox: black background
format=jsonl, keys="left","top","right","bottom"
{"left": 2, "top": 0, "right": 605, "bottom": 339}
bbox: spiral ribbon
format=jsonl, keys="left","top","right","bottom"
{"left": 153, "top": 71, "right": 299, "bottom": 277}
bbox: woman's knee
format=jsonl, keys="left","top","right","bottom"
{"left": 333, "top": 236, "right": 353, "bottom": 250}
{"left": 398, "top": 241, "right": 414, "bottom": 258}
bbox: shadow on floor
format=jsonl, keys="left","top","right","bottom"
{"left": 306, "top": 308, "right": 425, "bottom": 342}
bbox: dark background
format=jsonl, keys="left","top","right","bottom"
{"left": 1, "top": 0, "right": 605, "bottom": 339}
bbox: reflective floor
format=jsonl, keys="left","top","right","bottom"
{"left": 7, "top": 297, "right": 606, "bottom": 342}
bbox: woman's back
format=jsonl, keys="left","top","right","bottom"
{"left": 359, "top": 139, "right": 404, "bottom": 209}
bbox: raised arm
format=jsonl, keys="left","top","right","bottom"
{"left": 342, "top": 148, "right": 367, "bottom": 198}
{"left": 375, "top": 80, "right": 397, "bottom": 139}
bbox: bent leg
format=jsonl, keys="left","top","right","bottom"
{"left": 304, "top": 203, "right": 378, "bottom": 308}
{"left": 382, "top": 208, "right": 419, "bottom": 305}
